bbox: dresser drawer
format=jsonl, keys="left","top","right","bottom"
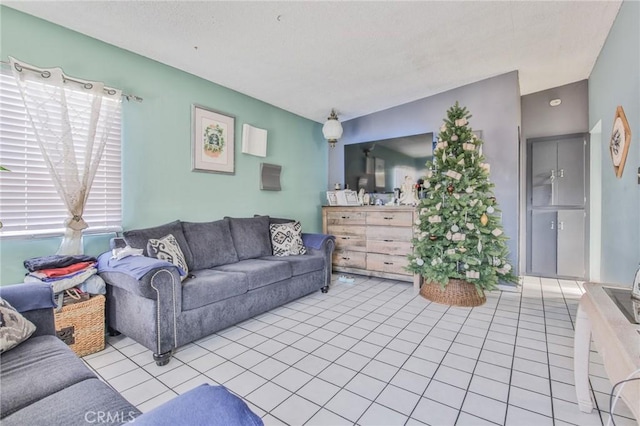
{"left": 327, "top": 225, "right": 365, "bottom": 238}
{"left": 326, "top": 211, "right": 366, "bottom": 226}
{"left": 334, "top": 235, "right": 367, "bottom": 251}
{"left": 366, "top": 226, "right": 413, "bottom": 242}
{"left": 333, "top": 250, "right": 366, "bottom": 269}
{"left": 366, "top": 211, "right": 414, "bottom": 227}
{"left": 367, "top": 240, "right": 413, "bottom": 256}
{"left": 367, "top": 253, "right": 410, "bottom": 276}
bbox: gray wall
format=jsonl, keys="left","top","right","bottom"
{"left": 588, "top": 0, "right": 639, "bottom": 286}
{"left": 330, "top": 71, "right": 522, "bottom": 273}
{"left": 520, "top": 80, "right": 589, "bottom": 274}
{"left": 521, "top": 80, "right": 589, "bottom": 140}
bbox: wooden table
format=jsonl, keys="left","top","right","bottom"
{"left": 574, "top": 283, "right": 640, "bottom": 421}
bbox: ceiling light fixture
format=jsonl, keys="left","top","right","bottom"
{"left": 322, "top": 109, "right": 343, "bottom": 148}
{"left": 549, "top": 98, "right": 562, "bottom": 107}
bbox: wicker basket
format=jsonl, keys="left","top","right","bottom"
{"left": 420, "top": 278, "right": 486, "bottom": 307}
{"left": 54, "top": 294, "right": 105, "bottom": 357}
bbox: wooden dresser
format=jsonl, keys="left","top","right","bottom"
{"left": 322, "top": 206, "right": 420, "bottom": 290}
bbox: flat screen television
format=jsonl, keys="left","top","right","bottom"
{"left": 344, "top": 133, "right": 434, "bottom": 193}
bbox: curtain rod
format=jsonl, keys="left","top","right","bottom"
{"left": 1, "top": 60, "right": 143, "bottom": 102}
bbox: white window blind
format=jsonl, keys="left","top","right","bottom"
{"left": 0, "top": 68, "right": 122, "bottom": 238}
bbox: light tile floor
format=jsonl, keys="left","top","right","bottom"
{"left": 84, "top": 275, "right": 637, "bottom": 425}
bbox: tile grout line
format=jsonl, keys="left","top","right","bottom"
{"left": 452, "top": 284, "right": 517, "bottom": 426}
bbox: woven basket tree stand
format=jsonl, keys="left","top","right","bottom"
{"left": 420, "top": 278, "right": 486, "bottom": 307}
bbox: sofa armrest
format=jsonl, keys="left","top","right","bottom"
{"left": 302, "top": 233, "right": 335, "bottom": 288}
{"left": 0, "top": 282, "right": 57, "bottom": 337}
{"left": 100, "top": 266, "right": 182, "bottom": 356}
{"left": 302, "top": 233, "right": 335, "bottom": 250}
{"left": 99, "top": 267, "right": 182, "bottom": 303}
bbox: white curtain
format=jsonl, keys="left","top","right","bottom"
{"left": 9, "top": 57, "right": 122, "bottom": 254}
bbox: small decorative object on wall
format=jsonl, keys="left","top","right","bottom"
{"left": 192, "top": 104, "right": 235, "bottom": 174}
{"left": 609, "top": 105, "right": 631, "bottom": 178}
{"left": 242, "top": 124, "right": 268, "bottom": 157}
{"left": 260, "top": 163, "right": 281, "bottom": 191}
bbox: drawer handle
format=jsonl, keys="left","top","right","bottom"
{"left": 383, "top": 239, "right": 393, "bottom": 242}
{"left": 383, "top": 216, "right": 394, "bottom": 220}
{"left": 384, "top": 261, "right": 394, "bottom": 265}
{"left": 341, "top": 216, "right": 350, "bottom": 219}
{"left": 341, "top": 236, "right": 351, "bottom": 240}
{"left": 342, "top": 257, "right": 350, "bottom": 260}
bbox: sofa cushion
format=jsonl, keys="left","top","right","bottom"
{"left": 260, "top": 254, "right": 324, "bottom": 276}
{"left": 0, "top": 335, "right": 96, "bottom": 418}
{"left": 226, "top": 216, "right": 272, "bottom": 260}
{"left": 1, "top": 378, "right": 140, "bottom": 426}
{"left": 182, "top": 220, "right": 239, "bottom": 269}
{"left": 0, "top": 298, "right": 36, "bottom": 354}
{"left": 182, "top": 270, "right": 248, "bottom": 311}
{"left": 147, "top": 234, "right": 189, "bottom": 281}
{"left": 215, "top": 259, "right": 292, "bottom": 291}
{"left": 270, "top": 221, "right": 307, "bottom": 257}
{"left": 123, "top": 220, "right": 194, "bottom": 269}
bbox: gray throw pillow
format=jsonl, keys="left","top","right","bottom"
{"left": 123, "top": 220, "right": 194, "bottom": 269}
{"left": 270, "top": 221, "right": 307, "bottom": 257}
{"left": 226, "top": 216, "right": 272, "bottom": 260}
{"left": 0, "top": 298, "right": 36, "bottom": 353}
{"left": 147, "top": 234, "right": 189, "bottom": 282}
{"left": 182, "top": 220, "right": 239, "bottom": 269}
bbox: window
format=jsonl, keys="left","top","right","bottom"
{"left": 0, "top": 68, "right": 122, "bottom": 238}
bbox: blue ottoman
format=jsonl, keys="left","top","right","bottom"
{"left": 133, "top": 385, "right": 263, "bottom": 425}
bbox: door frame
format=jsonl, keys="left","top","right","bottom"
{"left": 525, "top": 133, "right": 590, "bottom": 279}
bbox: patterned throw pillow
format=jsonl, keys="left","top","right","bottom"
{"left": 270, "top": 221, "right": 307, "bottom": 257}
{"left": 147, "top": 234, "right": 189, "bottom": 282}
{"left": 0, "top": 298, "right": 36, "bottom": 353}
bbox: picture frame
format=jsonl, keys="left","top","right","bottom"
{"left": 326, "top": 191, "right": 338, "bottom": 206}
{"left": 192, "top": 104, "right": 235, "bottom": 174}
{"left": 336, "top": 189, "right": 360, "bottom": 206}
{"left": 609, "top": 106, "right": 631, "bottom": 178}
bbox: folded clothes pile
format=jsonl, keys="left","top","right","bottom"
{"left": 23, "top": 254, "right": 106, "bottom": 296}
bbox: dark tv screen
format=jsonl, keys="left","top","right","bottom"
{"left": 344, "top": 133, "right": 433, "bottom": 193}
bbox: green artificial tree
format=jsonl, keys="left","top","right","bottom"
{"left": 407, "top": 102, "right": 517, "bottom": 294}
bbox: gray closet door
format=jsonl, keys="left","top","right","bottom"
{"left": 531, "top": 211, "right": 557, "bottom": 275}
{"left": 531, "top": 141, "right": 557, "bottom": 207}
{"left": 556, "top": 137, "right": 585, "bottom": 206}
{"left": 557, "top": 210, "right": 585, "bottom": 277}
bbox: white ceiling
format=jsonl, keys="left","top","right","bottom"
{"left": 5, "top": 1, "right": 621, "bottom": 123}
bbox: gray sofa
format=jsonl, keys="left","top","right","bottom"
{"left": 0, "top": 283, "right": 265, "bottom": 425}
{"left": 99, "top": 215, "right": 335, "bottom": 366}
{"left": 0, "top": 282, "right": 140, "bottom": 425}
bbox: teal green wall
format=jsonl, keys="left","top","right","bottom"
{"left": 0, "top": 7, "right": 327, "bottom": 284}
{"left": 589, "top": 0, "right": 639, "bottom": 285}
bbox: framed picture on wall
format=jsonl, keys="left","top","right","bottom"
{"left": 609, "top": 105, "right": 631, "bottom": 178}
{"left": 192, "top": 104, "right": 235, "bottom": 174}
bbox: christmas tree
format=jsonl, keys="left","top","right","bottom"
{"left": 407, "top": 102, "right": 517, "bottom": 292}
